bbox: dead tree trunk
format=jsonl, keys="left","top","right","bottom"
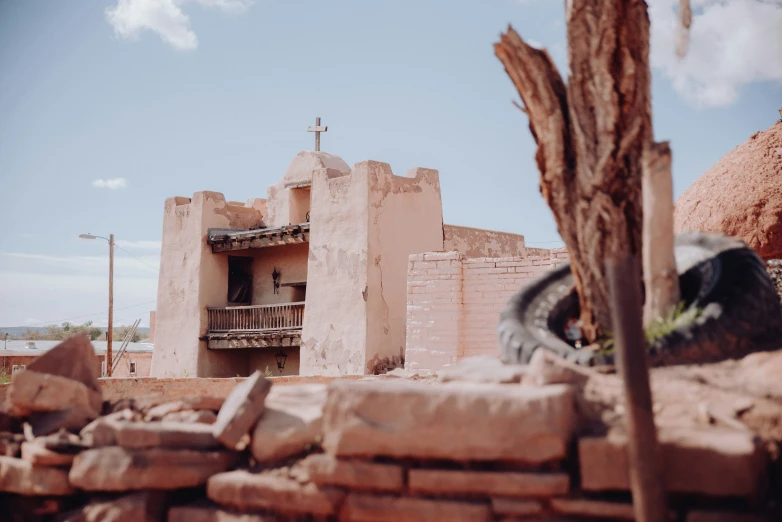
{"left": 495, "top": 0, "right": 653, "bottom": 343}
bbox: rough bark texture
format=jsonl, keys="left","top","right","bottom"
{"left": 642, "top": 142, "right": 680, "bottom": 326}
{"left": 495, "top": 0, "right": 653, "bottom": 342}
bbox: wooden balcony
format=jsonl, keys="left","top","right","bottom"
{"left": 205, "top": 302, "right": 304, "bottom": 349}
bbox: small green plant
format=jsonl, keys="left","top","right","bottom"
{"left": 597, "top": 301, "right": 703, "bottom": 355}
{"left": 0, "top": 368, "right": 11, "bottom": 385}
{"left": 264, "top": 365, "right": 273, "bottom": 378}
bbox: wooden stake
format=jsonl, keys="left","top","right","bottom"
{"left": 642, "top": 142, "right": 680, "bottom": 327}
{"left": 607, "top": 256, "right": 667, "bottom": 522}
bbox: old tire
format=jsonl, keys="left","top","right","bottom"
{"left": 498, "top": 232, "right": 782, "bottom": 367}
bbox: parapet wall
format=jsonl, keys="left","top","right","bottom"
{"left": 405, "top": 249, "right": 568, "bottom": 373}
{"left": 443, "top": 224, "right": 525, "bottom": 258}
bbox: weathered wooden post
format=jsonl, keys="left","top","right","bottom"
{"left": 607, "top": 256, "right": 668, "bottom": 522}
{"left": 642, "top": 142, "right": 680, "bottom": 327}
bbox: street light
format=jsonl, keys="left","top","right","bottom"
{"left": 79, "top": 232, "right": 114, "bottom": 377}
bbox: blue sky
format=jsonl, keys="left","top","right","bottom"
{"left": 1, "top": 0, "right": 780, "bottom": 328}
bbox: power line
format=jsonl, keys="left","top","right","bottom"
{"left": 115, "top": 246, "right": 160, "bottom": 272}
{"left": 22, "top": 300, "right": 157, "bottom": 327}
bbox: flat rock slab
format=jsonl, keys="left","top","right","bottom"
{"left": 9, "top": 371, "right": 102, "bottom": 418}
{"left": 163, "top": 410, "right": 218, "bottom": 424}
{"left": 80, "top": 410, "right": 140, "bottom": 446}
{"left": 322, "top": 381, "right": 575, "bottom": 464}
{"left": 58, "top": 491, "right": 169, "bottom": 522}
{"left": 301, "top": 454, "right": 404, "bottom": 492}
{"left": 550, "top": 498, "right": 635, "bottom": 520}
{"left": 339, "top": 493, "right": 491, "bottom": 522}
{"left": 21, "top": 442, "right": 74, "bottom": 467}
{"left": 207, "top": 469, "right": 344, "bottom": 517}
{"left": 138, "top": 395, "right": 225, "bottom": 417}
{"left": 26, "top": 334, "right": 101, "bottom": 389}
{"left": 251, "top": 384, "right": 327, "bottom": 464}
{"left": 99, "top": 421, "right": 220, "bottom": 450}
{"left": 408, "top": 469, "right": 569, "bottom": 498}
{"left": 213, "top": 371, "right": 271, "bottom": 451}
{"left": 0, "top": 455, "right": 74, "bottom": 495}
{"left": 437, "top": 356, "right": 526, "bottom": 384}
{"left": 69, "top": 447, "right": 238, "bottom": 491}
{"left": 169, "top": 505, "right": 278, "bottom": 522}
{"left": 490, "top": 498, "right": 543, "bottom": 517}
{"left": 580, "top": 427, "right": 767, "bottom": 497}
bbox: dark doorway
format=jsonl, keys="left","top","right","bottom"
{"left": 227, "top": 257, "right": 253, "bottom": 305}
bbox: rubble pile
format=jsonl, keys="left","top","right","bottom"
{"left": 0, "top": 334, "right": 779, "bottom": 521}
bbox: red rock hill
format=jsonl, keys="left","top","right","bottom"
{"left": 674, "top": 121, "right": 782, "bottom": 260}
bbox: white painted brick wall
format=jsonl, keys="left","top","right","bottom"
{"left": 405, "top": 249, "right": 568, "bottom": 373}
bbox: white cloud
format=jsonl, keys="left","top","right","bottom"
{"left": 511, "top": 0, "right": 782, "bottom": 108}
{"left": 92, "top": 178, "right": 127, "bottom": 190}
{"left": 649, "top": 0, "right": 782, "bottom": 107}
{"left": 105, "top": 0, "right": 254, "bottom": 51}
{"left": 115, "top": 240, "right": 162, "bottom": 250}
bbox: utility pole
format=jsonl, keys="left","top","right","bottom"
{"left": 79, "top": 232, "right": 114, "bottom": 377}
{"left": 107, "top": 233, "right": 114, "bottom": 377}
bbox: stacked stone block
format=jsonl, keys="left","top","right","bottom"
{"left": 0, "top": 335, "right": 775, "bottom": 521}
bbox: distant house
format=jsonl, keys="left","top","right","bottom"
{"left": 0, "top": 339, "right": 153, "bottom": 378}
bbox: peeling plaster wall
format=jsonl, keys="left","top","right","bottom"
{"left": 443, "top": 224, "right": 526, "bottom": 258}
{"left": 249, "top": 348, "right": 301, "bottom": 377}
{"left": 300, "top": 167, "right": 370, "bottom": 376}
{"left": 366, "top": 164, "right": 445, "bottom": 373}
{"left": 264, "top": 183, "right": 291, "bottom": 227}
{"left": 149, "top": 311, "right": 156, "bottom": 344}
{"left": 249, "top": 243, "right": 309, "bottom": 306}
{"left": 151, "top": 192, "right": 263, "bottom": 378}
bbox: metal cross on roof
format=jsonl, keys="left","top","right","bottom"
{"left": 307, "top": 117, "right": 328, "bottom": 152}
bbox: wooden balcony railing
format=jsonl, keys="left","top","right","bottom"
{"left": 207, "top": 302, "right": 305, "bottom": 333}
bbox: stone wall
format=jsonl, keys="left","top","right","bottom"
{"left": 0, "top": 374, "right": 359, "bottom": 405}
{"left": 1, "top": 347, "right": 774, "bottom": 521}
{"left": 406, "top": 249, "right": 568, "bottom": 373}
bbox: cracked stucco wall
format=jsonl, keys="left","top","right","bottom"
{"left": 299, "top": 166, "right": 370, "bottom": 376}
{"left": 443, "top": 224, "right": 525, "bottom": 258}
{"left": 365, "top": 163, "right": 445, "bottom": 374}
{"left": 151, "top": 192, "right": 263, "bottom": 378}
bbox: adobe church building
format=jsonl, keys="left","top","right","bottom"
{"left": 151, "top": 151, "right": 543, "bottom": 378}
